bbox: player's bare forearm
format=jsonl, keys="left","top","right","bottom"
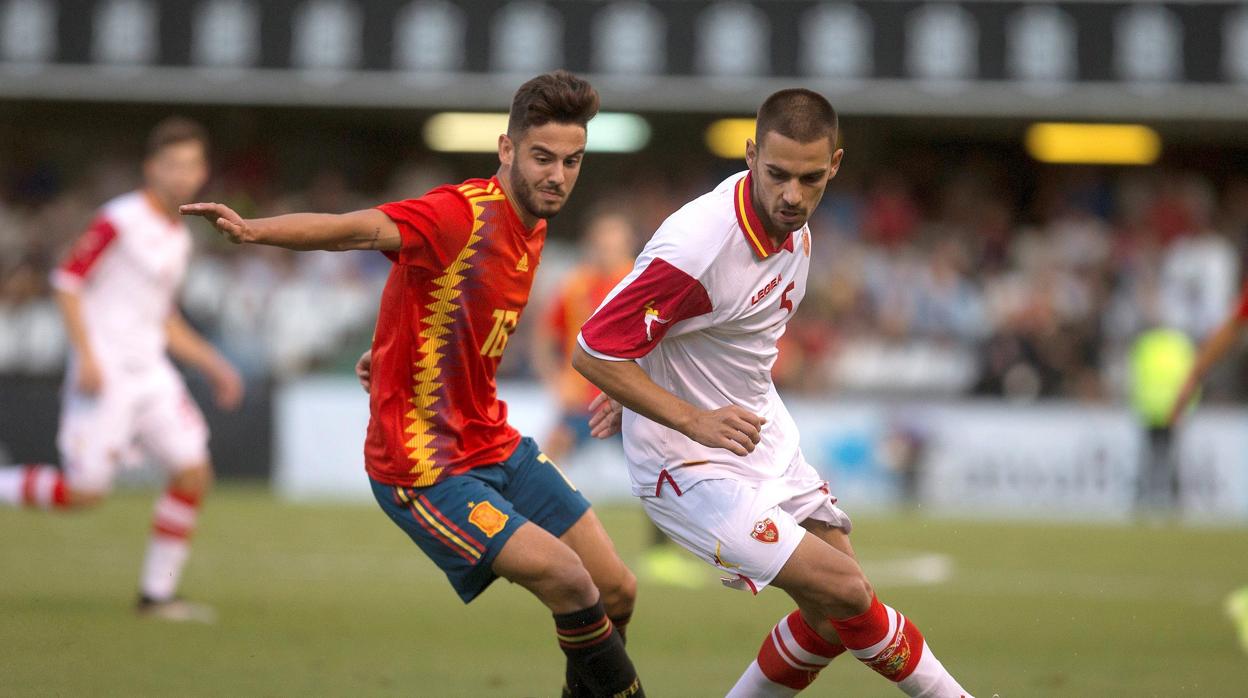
{"left": 166, "top": 312, "right": 244, "bottom": 410}
{"left": 572, "top": 345, "right": 696, "bottom": 434}
{"left": 56, "top": 289, "right": 105, "bottom": 394}
{"left": 54, "top": 289, "right": 96, "bottom": 362}
{"left": 1169, "top": 315, "right": 1245, "bottom": 425}
{"left": 1194, "top": 317, "right": 1244, "bottom": 384}
{"left": 180, "top": 203, "right": 401, "bottom": 252}
{"left": 246, "top": 210, "right": 400, "bottom": 251}
{"left": 165, "top": 312, "right": 223, "bottom": 372}
{"left": 573, "top": 344, "right": 764, "bottom": 455}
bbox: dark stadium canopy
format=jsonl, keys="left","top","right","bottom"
{"left": 1, "top": 0, "right": 1247, "bottom": 120}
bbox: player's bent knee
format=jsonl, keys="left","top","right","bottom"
{"left": 600, "top": 568, "right": 637, "bottom": 617}
{"left": 799, "top": 566, "right": 873, "bottom": 620}
{"left": 825, "top": 570, "right": 873, "bottom": 619}
{"left": 539, "top": 559, "right": 599, "bottom": 611}
{"left": 503, "top": 542, "right": 599, "bottom": 611}
{"left": 170, "top": 463, "right": 213, "bottom": 496}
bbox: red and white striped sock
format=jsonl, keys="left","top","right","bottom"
{"left": 726, "top": 610, "right": 846, "bottom": 697}
{"left": 829, "top": 595, "right": 972, "bottom": 698}
{"left": 0, "top": 465, "right": 69, "bottom": 509}
{"left": 140, "top": 488, "right": 201, "bottom": 601}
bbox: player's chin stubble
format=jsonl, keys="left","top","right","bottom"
{"left": 512, "top": 173, "right": 564, "bottom": 221}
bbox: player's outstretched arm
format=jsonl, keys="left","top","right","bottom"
{"left": 180, "top": 202, "right": 401, "bottom": 252}
{"left": 1167, "top": 313, "right": 1247, "bottom": 427}
{"left": 166, "top": 311, "right": 244, "bottom": 410}
{"left": 572, "top": 345, "right": 765, "bottom": 456}
{"left": 54, "top": 289, "right": 102, "bottom": 396}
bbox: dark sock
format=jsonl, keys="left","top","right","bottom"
{"left": 554, "top": 602, "right": 643, "bottom": 697}
{"left": 564, "top": 612, "right": 634, "bottom": 697}
{"left": 611, "top": 612, "right": 631, "bottom": 643}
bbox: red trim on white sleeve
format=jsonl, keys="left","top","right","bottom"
{"left": 52, "top": 217, "right": 119, "bottom": 291}
{"left": 579, "top": 257, "right": 713, "bottom": 360}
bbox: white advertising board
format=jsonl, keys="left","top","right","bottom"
{"left": 275, "top": 378, "right": 1248, "bottom": 521}
{"left": 274, "top": 378, "right": 631, "bottom": 503}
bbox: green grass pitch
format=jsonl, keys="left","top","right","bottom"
{"left": 2, "top": 485, "right": 1247, "bottom": 696}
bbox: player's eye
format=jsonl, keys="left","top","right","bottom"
{"left": 564, "top": 157, "right": 581, "bottom": 168}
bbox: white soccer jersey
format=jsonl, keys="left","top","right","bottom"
{"left": 579, "top": 171, "right": 811, "bottom": 496}
{"left": 50, "top": 190, "right": 193, "bottom": 371}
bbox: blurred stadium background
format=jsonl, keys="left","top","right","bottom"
{"left": 3, "top": 0, "right": 1248, "bottom": 695}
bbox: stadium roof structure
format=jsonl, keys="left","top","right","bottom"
{"left": 2, "top": 0, "right": 1247, "bottom": 121}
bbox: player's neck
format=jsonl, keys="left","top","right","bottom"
{"left": 494, "top": 169, "right": 540, "bottom": 230}
{"left": 750, "top": 187, "right": 793, "bottom": 248}
{"left": 142, "top": 188, "right": 180, "bottom": 222}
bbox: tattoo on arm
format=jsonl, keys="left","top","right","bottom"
{"left": 369, "top": 227, "right": 380, "bottom": 249}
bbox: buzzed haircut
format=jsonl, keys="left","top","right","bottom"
{"left": 146, "top": 116, "right": 208, "bottom": 158}
{"left": 507, "top": 70, "right": 600, "bottom": 139}
{"left": 755, "top": 89, "right": 838, "bottom": 145}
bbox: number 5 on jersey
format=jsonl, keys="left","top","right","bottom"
{"left": 779, "top": 281, "right": 796, "bottom": 314}
{"left": 481, "top": 308, "right": 519, "bottom": 358}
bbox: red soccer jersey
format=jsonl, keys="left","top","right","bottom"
{"left": 366, "top": 177, "right": 545, "bottom": 487}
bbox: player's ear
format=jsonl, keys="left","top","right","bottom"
{"left": 498, "top": 133, "right": 514, "bottom": 167}
{"left": 829, "top": 148, "right": 845, "bottom": 179}
{"left": 745, "top": 138, "right": 757, "bottom": 169}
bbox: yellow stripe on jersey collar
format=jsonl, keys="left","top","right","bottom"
{"left": 735, "top": 174, "right": 770, "bottom": 259}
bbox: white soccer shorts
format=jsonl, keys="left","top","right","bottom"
{"left": 58, "top": 359, "right": 210, "bottom": 493}
{"left": 640, "top": 453, "right": 852, "bottom": 594}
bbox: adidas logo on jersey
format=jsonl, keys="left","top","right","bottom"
{"left": 515, "top": 253, "right": 529, "bottom": 272}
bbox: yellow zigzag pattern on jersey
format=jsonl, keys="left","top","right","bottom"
{"left": 404, "top": 181, "right": 505, "bottom": 486}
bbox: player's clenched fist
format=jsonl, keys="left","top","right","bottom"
{"left": 682, "top": 405, "right": 765, "bottom": 457}
{"left": 179, "top": 202, "right": 252, "bottom": 244}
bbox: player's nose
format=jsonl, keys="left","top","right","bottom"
{"left": 548, "top": 167, "right": 566, "bottom": 187}
{"left": 781, "top": 181, "right": 802, "bottom": 206}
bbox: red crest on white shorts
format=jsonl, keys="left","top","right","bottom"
{"left": 751, "top": 518, "right": 779, "bottom": 543}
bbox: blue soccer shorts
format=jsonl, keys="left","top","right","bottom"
{"left": 370, "top": 436, "right": 591, "bottom": 603}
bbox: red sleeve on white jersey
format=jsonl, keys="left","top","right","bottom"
{"left": 579, "top": 257, "right": 713, "bottom": 360}
{"left": 51, "top": 216, "right": 120, "bottom": 292}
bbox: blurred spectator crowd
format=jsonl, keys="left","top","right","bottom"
{"left": 3, "top": 146, "right": 1248, "bottom": 405}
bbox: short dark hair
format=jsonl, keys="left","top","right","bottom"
{"left": 755, "top": 89, "right": 838, "bottom": 145}
{"left": 146, "top": 116, "right": 208, "bottom": 158}
{"left": 507, "top": 70, "right": 600, "bottom": 139}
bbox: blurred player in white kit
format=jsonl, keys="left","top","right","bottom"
{"left": 0, "top": 117, "right": 242, "bottom": 622}
{"left": 574, "top": 90, "right": 974, "bottom": 697}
